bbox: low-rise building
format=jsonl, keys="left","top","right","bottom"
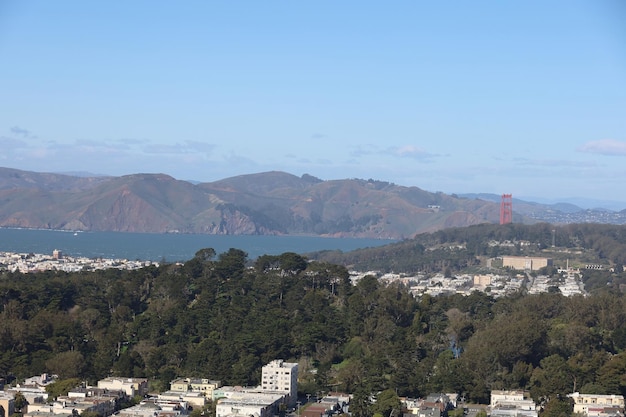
{"left": 98, "top": 377, "right": 148, "bottom": 397}
{"left": 490, "top": 390, "right": 537, "bottom": 417}
{"left": 215, "top": 392, "right": 284, "bottom": 417}
{"left": 158, "top": 391, "right": 206, "bottom": 409}
{"left": 569, "top": 392, "right": 625, "bottom": 417}
{"left": 116, "top": 400, "right": 187, "bottom": 417}
{"left": 0, "top": 392, "right": 15, "bottom": 417}
{"left": 169, "top": 378, "right": 221, "bottom": 399}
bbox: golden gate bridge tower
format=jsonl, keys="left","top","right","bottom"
{"left": 500, "top": 193, "right": 513, "bottom": 225}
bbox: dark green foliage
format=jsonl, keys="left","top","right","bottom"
{"left": 2, "top": 235, "right": 626, "bottom": 403}
{"left": 309, "top": 223, "right": 626, "bottom": 276}
{"left": 45, "top": 378, "right": 82, "bottom": 400}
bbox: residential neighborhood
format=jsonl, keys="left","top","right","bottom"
{"left": 350, "top": 254, "right": 587, "bottom": 298}
{"left": 1, "top": 363, "right": 623, "bottom": 417}
{"left": 0, "top": 251, "right": 157, "bottom": 273}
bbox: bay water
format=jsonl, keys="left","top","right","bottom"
{"left": 0, "top": 228, "right": 394, "bottom": 262}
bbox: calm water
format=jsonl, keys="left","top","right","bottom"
{"left": 0, "top": 228, "right": 393, "bottom": 262}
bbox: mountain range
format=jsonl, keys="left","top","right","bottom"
{"left": 0, "top": 167, "right": 624, "bottom": 239}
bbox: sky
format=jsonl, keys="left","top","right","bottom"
{"left": 0, "top": 1, "right": 625, "bottom": 207}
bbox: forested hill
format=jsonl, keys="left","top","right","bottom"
{"left": 308, "top": 222, "right": 626, "bottom": 276}
{"left": 2, "top": 246, "right": 626, "bottom": 411}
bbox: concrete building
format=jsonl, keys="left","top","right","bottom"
{"left": 473, "top": 275, "right": 492, "bottom": 288}
{"left": 215, "top": 392, "right": 284, "bottom": 417}
{"left": 501, "top": 256, "right": 552, "bottom": 271}
{"left": 490, "top": 390, "right": 537, "bottom": 417}
{"left": 158, "top": 391, "right": 206, "bottom": 409}
{"left": 117, "top": 400, "right": 187, "bottom": 417}
{"left": 261, "top": 360, "right": 298, "bottom": 404}
{"left": 97, "top": 377, "right": 148, "bottom": 397}
{"left": 169, "top": 378, "right": 221, "bottom": 399}
{"left": 0, "top": 392, "right": 15, "bottom": 417}
{"left": 490, "top": 390, "right": 536, "bottom": 410}
{"left": 569, "top": 392, "right": 625, "bottom": 417}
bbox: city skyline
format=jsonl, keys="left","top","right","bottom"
{"left": 1, "top": 1, "right": 625, "bottom": 205}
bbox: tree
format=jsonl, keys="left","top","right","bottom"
{"left": 595, "top": 351, "right": 626, "bottom": 396}
{"left": 278, "top": 252, "right": 308, "bottom": 274}
{"left": 373, "top": 389, "right": 402, "bottom": 417}
{"left": 45, "top": 351, "right": 86, "bottom": 379}
{"left": 13, "top": 391, "right": 28, "bottom": 413}
{"left": 351, "top": 388, "right": 373, "bottom": 417}
{"left": 530, "top": 355, "right": 572, "bottom": 403}
{"left": 214, "top": 248, "right": 247, "bottom": 279}
{"left": 540, "top": 397, "right": 572, "bottom": 417}
{"left": 194, "top": 248, "right": 216, "bottom": 263}
{"left": 45, "top": 378, "right": 82, "bottom": 400}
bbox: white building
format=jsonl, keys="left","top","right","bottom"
{"left": 261, "top": 360, "right": 298, "bottom": 404}
{"left": 569, "top": 392, "right": 625, "bottom": 416}
{"left": 216, "top": 393, "right": 283, "bottom": 417}
{"left": 158, "top": 391, "right": 206, "bottom": 408}
{"left": 490, "top": 390, "right": 538, "bottom": 417}
{"left": 97, "top": 377, "right": 148, "bottom": 397}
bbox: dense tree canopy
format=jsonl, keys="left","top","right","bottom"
{"left": 2, "top": 226, "right": 626, "bottom": 407}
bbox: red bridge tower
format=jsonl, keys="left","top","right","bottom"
{"left": 500, "top": 194, "right": 513, "bottom": 225}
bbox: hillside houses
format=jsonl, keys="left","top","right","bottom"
{"left": 351, "top": 270, "right": 586, "bottom": 298}
{"left": 3, "top": 371, "right": 624, "bottom": 417}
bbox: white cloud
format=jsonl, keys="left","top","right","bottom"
{"left": 578, "top": 139, "right": 626, "bottom": 156}
{"left": 350, "top": 144, "right": 378, "bottom": 157}
{"left": 350, "top": 144, "right": 439, "bottom": 160}
{"left": 144, "top": 140, "right": 215, "bottom": 155}
{"left": 389, "top": 145, "right": 434, "bottom": 159}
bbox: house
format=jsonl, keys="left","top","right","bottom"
{"left": 97, "top": 377, "right": 148, "bottom": 397}
{"left": 568, "top": 393, "right": 625, "bottom": 417}
{"left": 0, "top": 392, "right": 15, "bottom": 417}
{"left": 170, "top": 378, "right": 221, "bottom": 398}
{"left": 490, "top": 390, "right": 537, "bottom": 417}
{"left": 302, "top": 404, "right": 333, "bottom": 417}
{"left": 158, "top": 391, "right": 206, "bottom": 409}
{"left": 423, "top": 393, "right": 453, "bottom": 414}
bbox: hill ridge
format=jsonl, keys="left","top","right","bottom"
{"left": 0, "top": 168, "right": 623, "bottom": 237}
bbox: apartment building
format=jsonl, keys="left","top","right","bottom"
{"left": 170, "top": 378, "right": 221, "bottom": 398}
{"left": 261, "top": 359, "right": 298, "bottom": 404}
{"left": 501, "top": 256, "right": 552, "bottom": 271}
{"left": 97, "top": 377, "right": 148, "bottom": 397}
{"left": 569, "top": 392, "right": 625, "bottom": 417}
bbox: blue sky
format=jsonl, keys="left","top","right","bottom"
{"left": 1, "top": 1, "right": 625, "bottom": 206}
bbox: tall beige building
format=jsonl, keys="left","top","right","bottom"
{"left": 502, "top": 256, "right": 552, "bottom": 271}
